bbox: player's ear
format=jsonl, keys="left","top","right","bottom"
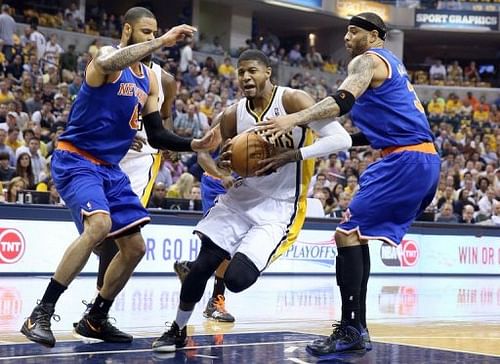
{"left": 265, "top": 66, "right": 272, "bottom": 79}
{"left": 123, "top": 23, "right": 132, "bottom": 41}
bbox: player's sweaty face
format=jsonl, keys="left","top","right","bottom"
{"left": 237, "top": 60, "right": 269, "bottom": 99}
{"left": 344, "top": 25, "right": 369, "bottom": 57}
{"left": 127, "top": 17, "right": 158, "bottom": 63}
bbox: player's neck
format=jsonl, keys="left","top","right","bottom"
{"left": 250, "top": 84, "right": 275, "bottom": 111}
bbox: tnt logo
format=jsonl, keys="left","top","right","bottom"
{"left": 400, "top": 240, "right": 419, "bottom": 266}
{"left": 0, "top": 228, "right": 25, "bottom": 264}
{"left": 380, "top": 240, "right": 419, "bottom": 267}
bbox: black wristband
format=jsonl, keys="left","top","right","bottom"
{"left": 331, "top": 90, "right": 355, "bottom": 116}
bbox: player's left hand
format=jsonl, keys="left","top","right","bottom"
{"left": 254, "top": 148, "right": 297, "bottom": 176}
{"left": 191, "top": 128, "right": 222, "bottom": 152}
{"left": 255, "top": 114, "right": 300, "bottom": 142}
{"left": 130, "top": 135, "right": 147, "bottom": 152}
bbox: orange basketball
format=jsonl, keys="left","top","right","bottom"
{"left": 230, "top": 132, "right": 272, "bottom": 177}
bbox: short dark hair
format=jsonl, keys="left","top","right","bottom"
{"left": 0, "top": 151, "right": 9, "bottom": 160}
{"left": 124, "top": 7, "right": 155, "bottom": 25}
{"left": 355, "top": 12, "right": 387, "bottom": 35}
{"left": 238, "top": 50, "right": 270, "bottom": 67}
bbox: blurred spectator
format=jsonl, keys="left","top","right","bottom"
{"left": 167, "top": 172, "right": 194, "bottom": 199}
{"left": 0, "top": 129, "right": 13, "bottom": 161}
{"left": 478, "top": 201, "right": 500, "bottom": 226}
{"left": 446, "top": 61, "right": 463, "bottom": 83}
{"left": 6, "top": 175, "right": 25, "bottom": 202}
{"left": 23, "top": 24, "right": 46, "bottom": 61}
{"left": 427, "top": 92, "right": 445, "bottom": 124}
{"left": 25, "top": 89, "right": 43, "bottom": 114}
{"left": 182, "top": 63, "right": 199, "bottom": 88}
{"left": 344, "top": 175, "right": 359, "bottom": 196}
{"left": 0, "top": 151, "right": 14, "bottom": 181}
{"left": 173, "top": 103, "right": 207, "bottom": 138}
{"left": 5, "top": 127, "right": 21, "bottom": 152}
{"left": 68, "top": 74, "right": 82, "bottom": 97}
{"left": 14, "top": 152, "right": 35, "bottom": 189}
{"left": 190, "top": 182, "right": 202, "bottom": 200}
{"left": 0, "top": 4, "right": 15, "bottom": 62}
{"left": 464, "top": 61, "right": 480, "bottom": 82}
{"left": 329, "top": 192, "right": 351, "bottom": 218}
{"left": 147, "top": 182, "right": 167, "bottom": 208}
{"left": 60, "top": 44, "right": 78, "bottom": 79}
{"left": 46, "top": 179, "right": 62, "bottom": 205}
{"left": 6, "top": 54, "right": 24, "bottom": 83}
{"left": 459, "top": 204, "right": 476, "bottom": 224}
{"left": 218, "top": 57, "right": 235, "bottom": 79}
{"left": 0, "top": 80, "right": 14, "bottom": 104}
{"left": 305, "top": 46, "right": 323, "bottom": 69}
{"left": 429, "top": 59, "right": 446, "bottom": 81}
{"left": 477, "top": 186, "right": 496, "bottom": 218}
{"left": 288, "top": 43, "right": 303, "bottom": 67}
{"left": 43, "top": 34, "right": 64, "bottom": 71}
{"left": 179, "top": 38, "right": 193, "bottom": 73}
{"left": 201, "top": 56, "right": 218, "bottom": 76}
{"left": 435, "top": 202, "right": 458, "bottom": 223}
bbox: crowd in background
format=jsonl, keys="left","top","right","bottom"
{"left": 0, "top": 3, "right": 498, "bottom": 225}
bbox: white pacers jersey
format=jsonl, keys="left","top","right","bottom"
{"left": 120, "top": 62, "right": 165, "bottom": 206}
{"left": 195, "top": 86, "right": 315, "bottom": 271}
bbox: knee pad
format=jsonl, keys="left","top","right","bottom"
{"left": 224, "top": 253, "right": 260, "bottom": 293}
{"left": 180, "top": 236, "right": 227, "bottom": 303}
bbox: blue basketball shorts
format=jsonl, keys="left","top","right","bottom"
{"left": 51, "top": 150, "right": 150, "bottom": 236}
{"left": 338, "top": 151, "right": 441, "bottom": 245}
{"left": 201, "top": 174, "right": 227, "bottom": 214}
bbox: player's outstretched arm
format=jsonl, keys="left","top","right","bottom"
{"left": 87, "top": 24, "right": 196, "bottom": 87}
{"left": 257, "top": 54, "right": 376, "bottom": 139}
{"left": 142, "top": 70, "right": 219, "bottom": 152}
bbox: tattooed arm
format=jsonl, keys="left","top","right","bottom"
{"left": 290, "top": 54, "right": 376, "bottom": 125}
{"left": 86, "top": 24, "right": 196, "bottom": 87}
{"left": 257, "top": 54, "right": 377, "bottom": 138}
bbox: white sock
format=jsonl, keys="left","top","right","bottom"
{"left": 175, "top": 308, "right": 193, "bottom": 329}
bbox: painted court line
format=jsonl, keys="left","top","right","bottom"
{"left": 0, "top": 339, "right": 312, "bottom": 361}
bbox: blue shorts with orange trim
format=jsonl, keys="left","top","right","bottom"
{"left": 51, "top": 150, "right": 150, "bottom": 236}
{"left": 201, "top": 174, "right": 226, "bottom": 214}
{"left": 338, "top": 150, "right": 440, "bottom": 245}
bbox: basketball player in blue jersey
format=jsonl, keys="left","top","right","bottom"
{"left": 82, "top": 8, "right": 178, "bottom": 318}
{"left": 20, "top": 7, "right": 218, "bottom": 348}
{"left": 151, "top": 49, "right": 352, "bottom": 353}
{"left": 259, "top": 12, "right": 441, "bottom": 358}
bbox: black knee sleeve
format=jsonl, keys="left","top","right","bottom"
{"left": 180, "top": 236, "right": 228, "bottom": 303}
{"left": 224, "top": 253, "right": 260, "bottom": 293}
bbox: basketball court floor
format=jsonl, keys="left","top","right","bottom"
{"left": 0, "top": 275, "right": 499, "bottom": 363}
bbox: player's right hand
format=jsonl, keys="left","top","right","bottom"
{"left": 161, "top": 24, "right": 197, "bottom": 47}
{"left": 217, "top": 138, "right": 233, "bottom": 172}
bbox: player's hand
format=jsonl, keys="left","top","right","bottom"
{"left": 130, "top": 135, "right": 147, "bottom": 152}
{"left": 255, "top": 114, "right": 300, "bottom": 142}
{"left": 160, "top": 24, "right": 197, "bottom": 47}
{"left": 217, "top": 138, "right": 233, "bottom": 172}
{"left": 221, "top": 175, "right": 235, "bottom": 189}
{"left": 191, "top": 128, "right": 221, "bottom": 152}
{"left": 254, "top": 148, "right": 296, "bottom": 176}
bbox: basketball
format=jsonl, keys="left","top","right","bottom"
{"left": 230, "top": 132, "right": 272, "bottom": 177}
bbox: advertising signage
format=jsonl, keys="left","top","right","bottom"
{"left": 415, "top": 9, "right": 499, "bottom": 30}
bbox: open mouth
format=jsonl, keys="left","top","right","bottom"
{"left": 244, "top": 85, "right": 256, "bottom": 91}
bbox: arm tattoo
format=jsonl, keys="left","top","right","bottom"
{"left": 293, "top": 55, "right": 375, "bottom": 125}
{"left": 294, "top": 97, "right": 339, "bottom": 125}
{"left": 96, "top": 38, "right": 164, "bottom": 73}
{"left": 339, "top": 54, "right": 375, "bottom": 98}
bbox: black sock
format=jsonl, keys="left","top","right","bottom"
{"left": 212, "top": 276, "right": 225, "bottom": 298}
{"left": 41, "top": 278, "right": 67, "bottom": 305}
{"left": 88, "top": 294, "right": 114, "bottom": 319}
{"left": 96, "top": 239, "right": 119, "bottom": 290}
{"left": 337, "top": 245, "right": 363, "bottom": 331}
{"left": 360, "top": 244, "right": 371, "bottom": 329}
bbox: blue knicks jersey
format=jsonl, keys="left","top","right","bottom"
{"left": 59, "top": 64, "right": 150, "bottom": 164}
{"left": 350, "top": 48, "right": 433, "bottom": 149}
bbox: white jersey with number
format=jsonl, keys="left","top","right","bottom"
{"left": 119, "top": 62, "right": 165, "bottom": 206}
{"left": 194, "top": 85, "right": 315, "bottom": 271}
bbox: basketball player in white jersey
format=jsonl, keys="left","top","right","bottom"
{"left": 151, "top": 49, "right": 353, "bottom": 352}
{"left": 79, "top": 8, "right": 176, "bottom": 322}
